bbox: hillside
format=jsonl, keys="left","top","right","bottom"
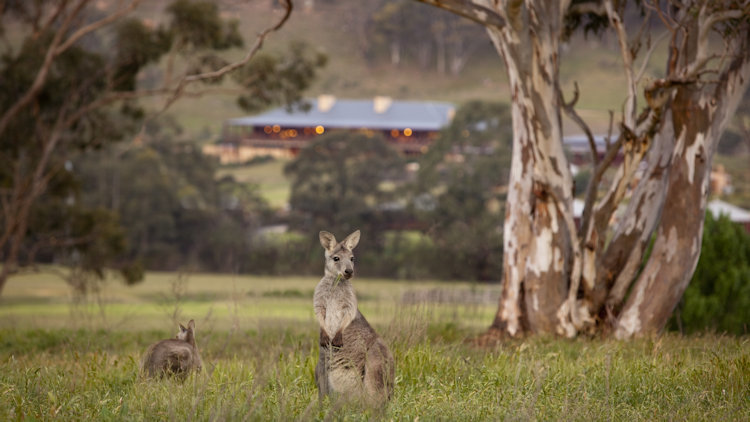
{"left": 136, "top": 2, "right": 747, "bottom": 211}
{"left": 146, "top": 2, "right": 641, "bottom": 141}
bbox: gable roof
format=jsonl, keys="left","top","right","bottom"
{"left": 226, "top": 97, "right": 455, "bottom": 131}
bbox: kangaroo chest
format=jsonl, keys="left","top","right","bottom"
{"left": 316, "top": 281, "right": 357, "bottom": 336}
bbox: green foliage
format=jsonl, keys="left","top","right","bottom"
{"left": 75, "top": 120, "right": 271, "bottom": 273}
{"left": 0, "top": 1, "right": 327, "bottom": 293}
{"left": 167, "top": 0, "right": 243, "bottom": 50}
{"left": 284, "top": 131, "right": 405, "bottom": 251}
{"left": 413, "top": 100, "right": 512, "bottom": 281}
{"left": 669, "top": 212, "right": 750, "bottom": 335}
{"left": 234, "top": 42, "right": 327, "bottom": 113}
{"left": 113, "top": 19, "right": 172, "bottom": 91}
{"left": 574, "top": 168, "right": 592, "bottom": 197}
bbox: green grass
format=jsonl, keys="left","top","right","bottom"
{"left": 0, "top": 272, "right": 748, "bottom": 420}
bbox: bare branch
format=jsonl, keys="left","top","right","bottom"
{"left": 684, "top": 6, "right": 746, "bottom": 79}
{"left": 154, "top": 0, "right": 295, "bottom": 118}
{"left": 413, "top": 0, "right": 505, "bottom": 28}
{"left": 644, "top": 0, "right": 677, "bottom": 31}
{"left": 635, "top": 30, "right": 670, "bottom": 83}
{"left": 37, "top": 1, "right": 70, "bottom": 39}
{"left": 605, "top": 0, "right": 637, "bottom": 128}
{"left": 559, "top": 82, "right": 599, "bottom": 166}
{"left": 578, "top": 133, "right": 623, "bottom": 242}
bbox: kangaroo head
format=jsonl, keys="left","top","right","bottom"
{"left": 176, "top": 319, "right": 196, "bottom": 345}
{"left": 319, "top": 230, "right": 360, "bottom": 280}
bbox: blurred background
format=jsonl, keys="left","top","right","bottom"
{"left": 1, "top": 0, "right": 749, "bottom": 335}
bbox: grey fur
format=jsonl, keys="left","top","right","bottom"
{"left": 141, "top": 319, "right": 202, "bottom": 380}
{"left": 314, "top": 230, "right": 395, "bottom": 406}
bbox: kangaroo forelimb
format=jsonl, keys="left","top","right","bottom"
{"left": 319, "top": 329, "right": 331, "bottom": 347}
{"left": 331, "top": 330, "right": 343, "bottom": 348}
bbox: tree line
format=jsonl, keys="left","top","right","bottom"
{"left": 70, "top": 98, "right": 750, "bottom": 334}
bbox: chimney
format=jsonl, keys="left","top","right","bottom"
{"left": 373, "top": 96, "right": 392, "bottom": 114}
{"left": 317, "top": 94, "right": 336, "bottom": 112}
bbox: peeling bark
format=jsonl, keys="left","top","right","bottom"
{"left": 415, "top": 0, "right": 750, "bottom": 339}
{"left": 615, "top": 49, "right": 750, "bottom": 338}
{"left": 486, "top": 0, "right": 577, "bottom": 338}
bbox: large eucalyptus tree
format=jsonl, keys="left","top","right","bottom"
{"left": 414, "top": 0, "right": 750, "bottom": 338}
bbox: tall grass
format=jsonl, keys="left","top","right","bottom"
{"left": 0, "top": 273, "right": 748, "bottom": 420}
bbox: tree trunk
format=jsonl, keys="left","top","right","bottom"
{"left": 413, "top": 0, "right": 750, "bottom": 339}
{"left": 485, "top": 0, "right": 578, "bottom": 338}
{"left": 615, "top": 52, "right": 750, "bottom": 338}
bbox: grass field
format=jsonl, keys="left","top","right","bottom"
{"left": 0, "top": 271, "right": 748, "bottom": 420}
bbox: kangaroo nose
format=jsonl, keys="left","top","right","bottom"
{"left": 344, "top": 269, "right": 353, "bottom": 277}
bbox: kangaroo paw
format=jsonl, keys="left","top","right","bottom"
{"left": 331, "top": 330, "right": 343, "bottom": 348}
{"left": 319, "top": 330, "right": 331, "bottom": 347}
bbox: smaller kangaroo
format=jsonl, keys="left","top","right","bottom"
{"left": 314, "top": 230, "right": 394, "bottom": 406}
{"left": 141, "top": 319, "right": 202, "bottom": 380}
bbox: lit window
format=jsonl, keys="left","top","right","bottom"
{"left": 390, "top": 129, "right": 400, "bottom": 137}
{"left": 264, "top": 126, "right": 272, "bottom": 134}
{"left": 315, "top": 125, "right": 325, "bottom": 135}
{"left": 273, "top": 125, "right": 281, "bottom": 133}
{"left": 404, "top": 128, "right": 413, "bottom": 136}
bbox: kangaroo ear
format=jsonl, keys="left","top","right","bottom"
{"left": 343, "top": 230, "right": 360, "bottom": 251}
{"left": 188, "top": 319, "right": 195, "bottom": 331}
{"left": 179, "top": 323, "right": 187, "bottom": 332}
{"left": 319, "top": 231, "right": 337, "bottom": 251}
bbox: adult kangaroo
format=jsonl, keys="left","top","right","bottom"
{"left": 314, "top": 230, "right": 394, "bottom": 406}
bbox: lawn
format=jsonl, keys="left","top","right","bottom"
{"left": 0, "top": 271, "right": 747, "bottom": 420}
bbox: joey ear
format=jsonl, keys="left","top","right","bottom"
{"left": 188, "top": 319, "right": 195, "bottom": 331}
{"left": 319, "top": 231, "right": 337, "bottom": 251}
{"left": 342, "top": 230, "right": 360, "bottom": 251}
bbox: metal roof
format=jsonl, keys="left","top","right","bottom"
{"left": 226, "top": 98, "right": 455, "bottom": 131}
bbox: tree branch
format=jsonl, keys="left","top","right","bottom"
{"left": 605, "top": 0, "right": 637, "bottom": 128}
{"left": 684, "top": 6, "right": 746, "bottom": 79}
{"left": 55, "top": 0, "right": 143, "bottom": 54}
{"left": 154, "top": 0, "right": 295, "bottom": 118}
{"left": 559, "top": 82, "right": 599, "bottom": 166}
{"left": 412, "top": 0, "right": 505, "bottom": 28}
{"left": 0, "top": 0, "right": 140, "bottom": 139}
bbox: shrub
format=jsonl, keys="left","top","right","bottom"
{"left": 669, "top": 211, "right": 750, "bottom": 334}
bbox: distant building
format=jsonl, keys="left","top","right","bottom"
{"left": 707, "top": 199, "right": 750, "bottom": 233}
{"left": 563, "top": 134, "right": 614, "bottom": 166}
{"left": 204, "top": 96, "right": 455, "bottom": 163}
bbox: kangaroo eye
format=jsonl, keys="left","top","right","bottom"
{"left": 351, "top": 257, "right": 355, "bottom": 262}
{"left": 333, "top": 256, "right": 340, "bottom": 262}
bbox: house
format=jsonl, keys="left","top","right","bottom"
{"left": 563, "top": 134, "right": 618, "bottom": 166}
{"left": 204, "top": 95, "right": 455, "bottom": 163}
